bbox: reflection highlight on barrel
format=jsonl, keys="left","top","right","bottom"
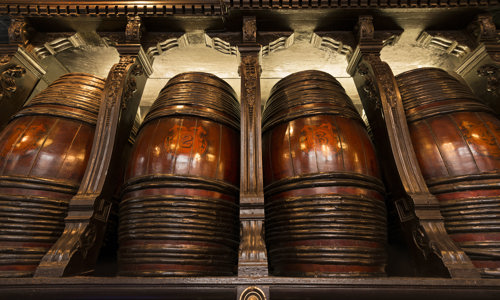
{"left": 119, "top": 72, "right": 240, "bottom": 276}
{"left": 262, "top": 70, "right": 387, "bottom": 277}
{"left": 397, "top": 67, "right": 500, "bottom": 277}
{"left": 0, "top": 73, "right": 104, "bottom": 277}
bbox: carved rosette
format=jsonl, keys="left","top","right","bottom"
{"left": 0, "top": 65, "right": 26, "bottom": 100}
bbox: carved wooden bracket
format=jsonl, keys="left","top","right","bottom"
{"left": 0, "top": 44, "right": 44, "bottom": 130}
{"left": 346, "top": 16, "right": 480, "bottom": 279}
{"left": 456, "top": 14, "right": 500, "bottom": 115}
{"left": 205, "top": 20, "right": 294, "bottom": 58}
{"left": 34, "top": 46, "right": 148, "bottom": 277}
{"left": 238, "top": 16, "right": 268, "bottom": 277}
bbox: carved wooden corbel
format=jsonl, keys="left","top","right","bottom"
{"left": 456, "top": 14, "right": 500, "bottom": 115}
{"left": 33, "top": 21, "right": 149, "bottom": 275}
{"left": 0, "top": 44, "right": 45, "bottom": 130}
{"left": 348, "top": 16, "right": 480, "bottom": 278}
{"left": 237, "top": 16, "right": 268, "bottom": 278}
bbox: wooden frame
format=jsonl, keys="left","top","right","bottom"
{"left": 0, "top": 2, "right": 500, "bottom": 299}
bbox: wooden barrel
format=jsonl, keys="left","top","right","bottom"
{"left": 397, "top": 67, "right": 500, "bottom": 277}
{"left": 262, "top": 70, "right": 387, "bottom": 277}
{"left": 0, "top": 73, "right": 104, "bottom": 277}
{"left": 119, "top": 72, "right": 240, "bottom": 276}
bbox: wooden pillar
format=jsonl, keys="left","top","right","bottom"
{"left": 237, "top": 16, "right": 268, "bottom": 278}
{"left": 34, "top": 16, "right": 150, "bottom": 277}
{"left": 0, "top": 16, "right": 45, "bottom": 129}
{"left": 456, "top": 14, "right": 500, "bottom": 115}
{"left": 237, "top": 15, "right": 269, "bottom": 300}
{"left": 347, "top": 16, "right": 480, "bottom": 278}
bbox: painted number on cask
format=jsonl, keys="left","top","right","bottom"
{"left": 299, "top": 123, "right": 339, "bottom": 152}
{"left": 164, "top": 125, "right": 208, "bottom": 155}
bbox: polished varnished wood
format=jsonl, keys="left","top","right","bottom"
{"left": 119, "top": 72, "right": 240, "bottom": 276}
{"left": 397, "top": 67, "right": 500, "bottom": 277}
{"left": 0, "top": 73, "right": 104, "bottom": 277}
{"left": 262, "top": 70, "right": 386, "bottom": 277}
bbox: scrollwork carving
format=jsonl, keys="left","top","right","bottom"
{"left": 477, "top": 64, "right": 499, "bottom": 94}
{"left": 0, "top": 65, "right": 26, "bottom": 100}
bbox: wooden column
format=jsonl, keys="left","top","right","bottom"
{"left": 238, "top": 16, "right": 268, "bottom": 278}
{"left": 34, "top": 16, "right": 150, "bottom": 277}
{"left": 456, "top": 14, "right": 500, "bottom": 115}
{"left": 347, "top": 16, "right": 480, "bottom": 278}
{"left": 0, "top": 16, "right": 45, "bottom": 129}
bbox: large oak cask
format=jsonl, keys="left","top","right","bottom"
{"left": 262, "top": 70, "right": 387, "bottom": 277}
{"left": 119, "top": 72, "right": 240, "bottom": 276}
{"left": 0, "top": 73, "right": 104, "bottom": 277}
{"left": 397, "top": 67, "right": 500, "bottom": 277}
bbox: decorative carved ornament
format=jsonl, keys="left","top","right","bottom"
{"left": 477, "top": 64, "right": 500, "bottom": 94}
{"left": 8, "top": 16, "right": 28, "bottom": 45}
{"left": 239, "top": 219, "right": 267, "bottom": 263}
{"left": 0, "top": 65, "right": 26, "bottom": 101}
{"left": 225, "top": 0, "right": 495, "bottom": 8}
{"left": 416, "top": 31, "right": 471, "bottom": 58}
{"left": 357, "top": 15, "right": 374, "bottom": 40}
{"left": 469, "top": 14, "right": 498, "bottom": 41}
{"left": 243, "top": 16, "right": 257, "bottom": 43}
{"left": 0, "top": 55, "right": 12, "bottom": 67}
{"left": 239, "top": 55, "right": 260, "bottom": 112}
{"left": 357, "top": 63, "right": 381, "bottom": 111}
{"left": 0, "top": 1, "right": 225, "bottom": 16}
{"left": 125, "top": 16, "right": 142, "bottom": 43}
{"left": 239, "top": 286, "right": 267, "bottom": 300}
